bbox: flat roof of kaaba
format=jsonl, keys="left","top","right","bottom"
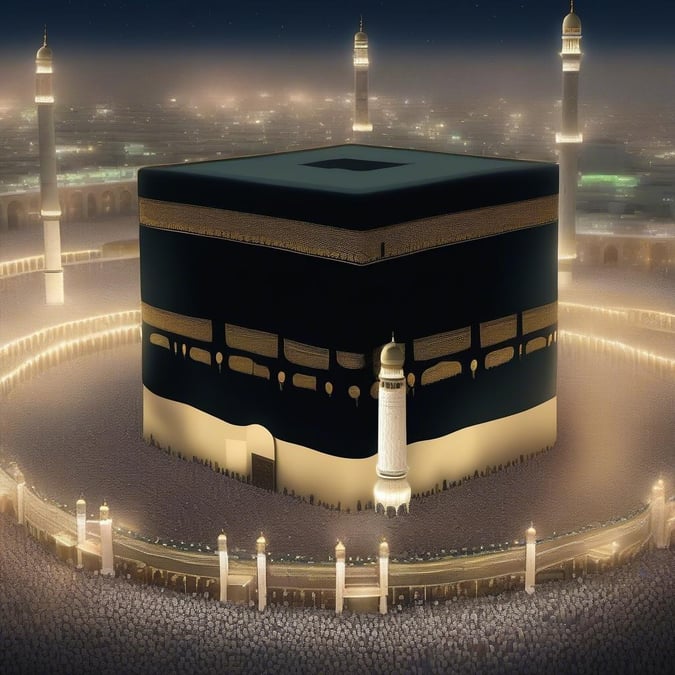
{"left": 139, "top": 144, "right": 558, "bottom": 229}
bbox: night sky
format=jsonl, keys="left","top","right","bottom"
{"left": 0, "top": 1, "right": 671, "bottom": 102}
{"left": 2, "top": 1, "right": 671, "bottom": 53}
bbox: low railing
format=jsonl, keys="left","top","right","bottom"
{"left": 1, "top": 463, "right": 670, "bottom": 612}
{"left": 0, "top": 249, "right": 103, "bottom": 280}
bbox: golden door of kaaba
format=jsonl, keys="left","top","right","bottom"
{"left": 251, "top": 453, "right": 275, "bottom": 491}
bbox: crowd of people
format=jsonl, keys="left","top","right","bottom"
{"left": 0, "top": 513, "right": 672, "bottom": 674}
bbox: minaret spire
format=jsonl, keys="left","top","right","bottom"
{"left": 352, "top": 18, "right": 373, "bottom": 133}
{"left": 35, "top": 28, "right": 64, "bottom": 304}
{"left": 556, "top": 2, "right": 583, "bottom": 260}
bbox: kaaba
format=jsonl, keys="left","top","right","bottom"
{"left": 138, "top": 144, "right": 558, "bottom": 508}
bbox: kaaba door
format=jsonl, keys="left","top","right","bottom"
{"left": 251, "top": 453, "right": 276, "bottom": 491}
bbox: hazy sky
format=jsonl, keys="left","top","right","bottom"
{"left": 0, "top": 2, "right": 671, "bottom": 103}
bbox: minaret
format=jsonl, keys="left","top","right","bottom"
{"left": 373, "top": 336, "right": 411, "bottom": 514}
{"left": 35, "top": 28, "right": 64, "bottom": 305}
{"left": 556, "top": 2, "right": 583, "bottom": 260}
{"left": 352, "top": 18, "right": 373, "bottom": 133}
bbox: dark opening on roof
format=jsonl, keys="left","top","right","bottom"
{"left": 303, "top": 158, "right": 409, "bottom": 172}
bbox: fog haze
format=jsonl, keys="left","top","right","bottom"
{"left": 0, "top": 47, "right": 671, "bottom": 105}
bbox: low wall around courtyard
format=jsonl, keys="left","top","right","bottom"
{"left": 0, "top": 465, "right": 672, "bottom": 614}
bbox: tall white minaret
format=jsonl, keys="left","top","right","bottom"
{"left": 352, "top": 18, "right": 373, "bottom": 133}
{"left": 556, "top": 2, "right": 583, "bottom": 260}
{"left": 374, "top": 337, "right": 411, "bottom": 514}
{"left": 35, "top": 28, "right": 64, "bottom": 305}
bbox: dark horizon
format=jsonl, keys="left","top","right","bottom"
{"left": 2, "top": 1, "right": 672, "bottom": 54}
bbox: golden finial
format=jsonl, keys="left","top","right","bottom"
{"left": 570, "top": 1, "right": 575, "bottom": 13}
{"left": 43, "top": 25, "right": 47, "bottom": 47}
{"left": 360, "top": 16, "right": 364, "bottom": 32}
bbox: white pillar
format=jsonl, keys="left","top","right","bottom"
{"left": 556, "top": 4, "right": 583, "bottom": 260}
{"left": 651, "top": 479, "right": 667, "bottom": 549}
{"left": 525, "top": 524, "right": 536, "bottom": 595}
{"left": 99, "top": 502, "right": 114, "bottom": 576}
{"left": 378, "top": 539, "right": 389, "bottom": 615}
{"left": 377, "top": 339, "right": 407, "bottom": 479}
{"left": 15, "top": 469, "right": 25, "bottom": 526}
{"left": 35, "top": 30, "right": 64, "bottom": 305}
{"left": 374, "top": 338, "right": 411, "bottom": 514}
{"left": 335, "top": 541, "right": 346, "bottom": 615}
{"left": 76, "top": 497, "right": 86, "bottom": 569}
{"left": 256, "top": 534, "right": 267, "bottom": 611}
{"left": 352, "top": 19, "right": 373, "bottom": 133}
{"left": 218, "top": 532, "right": 229, "bottom": 602}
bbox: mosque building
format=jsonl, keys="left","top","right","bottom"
{"left": 139, "top": 144, "right": 558, "bottom": 510}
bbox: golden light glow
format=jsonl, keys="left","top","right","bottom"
{"left": 0, "top": 311, "right": 141, "bottom": 396}
{"left": 560, "top": 330, "right": 675, "bottom": 377}
{"left": 556, "top": 132, "right": 583, "bottom": 143}
{"left": 0, "top": 321, "right": 141, "bottom": 395}
{"left": 0, "top": 251, "right": 101, "bottom": 278}
{"left": 559, "top": 302, "right": 675, "bottom": 331}
{"left": 34, "top": 95, "right": 55, "bottom": 104}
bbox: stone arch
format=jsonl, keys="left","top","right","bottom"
{"left": 68, "top": 191, "right": 85, "bottom": 221}
{"left": 649, "top": 242, "right": 669, "bottom": 271}
{"left": 101, "top": 190, "right": 116, "bottom": 215}
{"left": 7, "top": 201, "right": 26, "bottom": 230}
{"left": 119, "top": 189, "right": 133, "bottom": 215}
{"left": 87, "top": 193, "right": 98, "bottom": 218}
{"left": 603, "top": 244, "right": 619, "bottom": 265}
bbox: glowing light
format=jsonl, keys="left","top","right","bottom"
{"left": 40, "top": 209, "right": 61, "bottom": 218}
{"left": 559, "top": 302, "right": 675, "bottom": 331}
{"left": 556, "top": 132, "right": 583, "bottom": 143}
{"left": 35, "top": 64, "right": 52, "bottom": 74}
{"left": 559, "top": 330, "right": 675, "bottom": 377}
{"left": 0, "top": 317, "right": 141, "bottom": 395}
{"left": 579, "top": 174, "right": 638, "bottom": 188}
{"left": 0, "top": 250, "right": 102, "bottom": 279}
{"left": 34, "top": 95, "right": 54, "bottom": 104}
{"left": 373, "top": 478, "right": 411, "bottom": 515}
